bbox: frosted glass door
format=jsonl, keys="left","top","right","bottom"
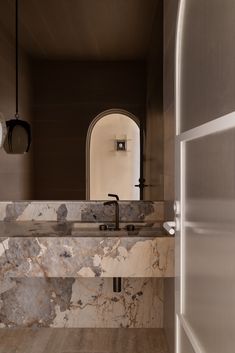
{"left": 175, "top": 1, "right": 235, "bottom": 352}
{"left": 175, "top": 115, "right": 235, "bottom": 353}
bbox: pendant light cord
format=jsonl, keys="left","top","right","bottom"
{"left": 15, "top": 0, "right": 19, "bottom": 119}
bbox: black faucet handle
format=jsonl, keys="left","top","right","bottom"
{"left": 108, "top": 193, "right": 119, "bottom": 200}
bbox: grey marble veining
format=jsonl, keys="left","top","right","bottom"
{"left": 0, "top": 200, "right": 174, "bottom": 281}
{"left": 0, "top": 236, "right": 174, "bottom": 278}
{"left": 0, "top": 278, "right": 164, "bottom": 328}
{"left": 0, "top": 201, "right": 165, "bottom": 238}
{"left": 0, "top": 201, "right": 164, "bottom": 223}
{"left": 0, "top": 200, "right": 174, "bottom": 329}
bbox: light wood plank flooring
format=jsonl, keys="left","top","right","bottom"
{"left": 0, "top": 328, "right": 169, "bottom": 353}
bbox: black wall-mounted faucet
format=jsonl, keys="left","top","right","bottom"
{"left": 104, "top": 194, "right": 122, "bottom": 293}
{"left": 103, "top": 194, "right": 120, "bottom": 230}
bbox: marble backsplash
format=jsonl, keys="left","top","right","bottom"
{"left": 0, "top": 201, "right": 164, "bottom": 223}
{"left": 0, "top": 278, "right": 164, "bottom": 328}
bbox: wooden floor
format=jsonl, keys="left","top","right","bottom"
{"left": 0, "top": 328, "right": 169, "bottom": 353}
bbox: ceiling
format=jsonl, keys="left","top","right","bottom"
{"left": 17, "top": 0, "right": 159, "bottom": 60}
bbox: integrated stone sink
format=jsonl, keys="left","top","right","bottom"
{"left": 0, "top": 201, "right": 174, "bottom": 280}
{"left": 0, "top": 221, "right": 167, "bottom": 238}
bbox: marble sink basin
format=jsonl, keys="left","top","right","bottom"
{"left": 0, "top": 221, "right": 168, "bottom": 237}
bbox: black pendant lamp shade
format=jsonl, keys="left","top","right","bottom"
{"left": 6, "top": 119, "right": 31, "bottom": 153}
{"left": 5, "top": 0, "right": 31, "bottom": 154}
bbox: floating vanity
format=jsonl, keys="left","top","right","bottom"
{"left": 0, "top": 201, "right": 174, "bottom": 328}
{"left": 0, "top": 201, "right": 174, "bottom": 279}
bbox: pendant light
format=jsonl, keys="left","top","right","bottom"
{"left": 5, "top": 0, "right": 31, "bottom": 154}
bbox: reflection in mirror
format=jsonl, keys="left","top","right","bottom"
{"left": 0, "top": 0, "right": 158, "bottom": 201}
{"left": 88, "top": 112, "right": 140, "bottom": 200}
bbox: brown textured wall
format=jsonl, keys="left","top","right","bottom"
{"left": 144, "top": 3, "right": 177, "bottom": 351}
{"left": 163, "top": 1, "right": 179, "bottom": 353}
{"left": 31, "top": 61, "right": 146, "bottom": 200}
{"left": 163, "top": 0, "right": 178, "bottom": 219}
{"left": 0, "top": 2, "right": 33, "bottom": 200}
{"left": 144, "top": 0, "right": 164, "bottom": 201}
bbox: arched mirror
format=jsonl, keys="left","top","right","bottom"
{"left": 87, "top": 111, "right": 140, "bottom": 200}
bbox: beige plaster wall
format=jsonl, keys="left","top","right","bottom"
{"left": 90, "top": 113, "right": 140, "bottom": 200}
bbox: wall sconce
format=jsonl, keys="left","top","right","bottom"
{"left": 116, "top": 139, "right": 126, "bottom": 151}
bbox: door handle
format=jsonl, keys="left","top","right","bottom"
{"left": 163, "top": 221, "right": 176, "bottom": 235}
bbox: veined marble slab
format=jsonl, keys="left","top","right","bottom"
{"left": 0, "top": 236, "right": 174, "bottom": 278}
{"left": 0, "top": 278, "right": 164, "bottom": 328}
{"left": 0, "top": 201, "right": 164, "bottom": 223}
{"left": 0, "top": 201, "right": 173, "bottom": 329}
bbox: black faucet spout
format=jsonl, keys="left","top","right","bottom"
{"left": 108, "top": 193, "right": 119, "bottom": 200}
{"left": 103, "top": 199, "right": 120, "bottom": 230}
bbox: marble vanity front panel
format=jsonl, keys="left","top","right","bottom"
{"left": 0, "top": 236, "right": 174, "bottom": 278}
{"left": 0, "top": 277, "right": 164, "bottom": 328}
